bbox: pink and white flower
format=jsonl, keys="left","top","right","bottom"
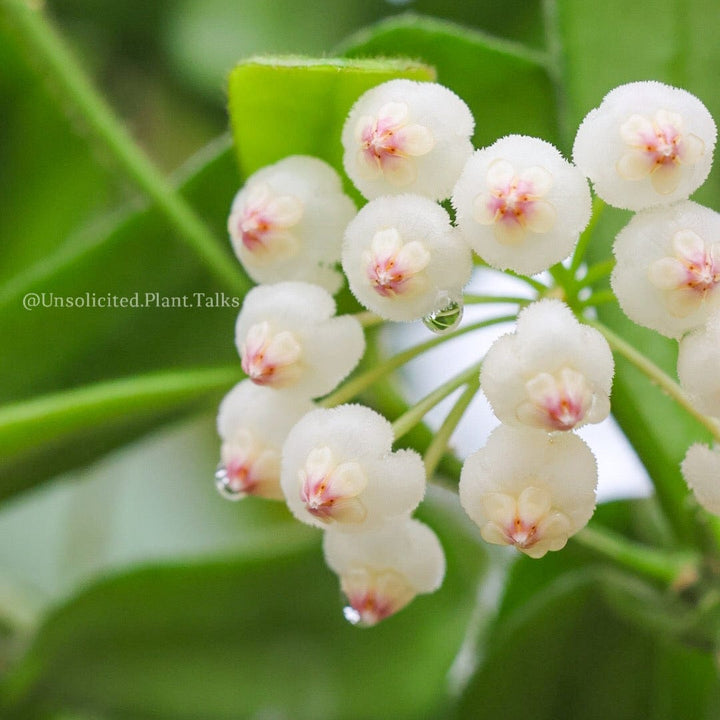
{"left": 228, "top": 156, "right": 356, "bottom": 292}
{"left": 453, "top": 135, "right": 591, "bottom": 275}
{"left": 342, "top": 195, "right": 472, "bottom": 322}
{"left": 323, "top": 517, "right": 445, "bottom": 626}
{"left": 611, "top": 201, "right": 720, "bottom": 338}
{"left": 681, "top": 443, "right": 720, "bottom": 516}
{"left": 459, "top": 425, "right": 598, "bottom": 558}
{"left": 215, "top": 380, "right": 314, "bottom": 500}
{"left": 480, "top": 300, "right": 614, "bottom": 432}
{"left": 235, "top": 282, "right": 365, "bottom": 398}
{"left": 677, "top": 311, "right": 720, "bottom": 418}
{"left": 342, "top": 79, "right": 474, "bottom": 201}
{"left": 573, "top": 81, "right": 716, "bottom": 210}
{"left": 281, "top": 405, "right": 426, "bottom": 531}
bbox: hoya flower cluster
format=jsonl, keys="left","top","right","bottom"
{"left": 574, "top": 81, "right": 720, "bottom": 517}
{"left": 217, "top": 75, "right": 719, "bottom": 626}
{"left": 460, "top": 301, "right": 611, "bottom": 558}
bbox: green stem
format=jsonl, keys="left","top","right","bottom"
{"left": 579, "top": 258, "right": 616, "bottom": 289}
{"left": 578, "top": 289, "right": 616, "bottom": 309}
{"left": 570, "top": 196, "right": 607, "bottom": 275}
{"left": 503, "top": 268, "right": 548, "bottom": 293}
{"left": 392, "top": 361, "right": 483, "bottom": 440}
{"left": 0, "top": 365, "right": 241, "bottom": 457}
{"left": 320, "top": 315, "right": 516, "bottom": 408}
{"left": 589, "top": 319, "right": 720, "bottom": 443}
{"left": 573, "top": 525, "right": 700, "bottom": 587}
{"left": 463, "top": 294, "right": 532, "bottom": 306}
{"left": 424, "top": 375, "right": 480, "bottom": 479}
{"left": 1, "top": 0, "right": 244, "bottom": 294}
{"left": 353, "top": 310, "right": 384, "bottom": 328}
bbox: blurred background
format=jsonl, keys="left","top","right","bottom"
{"left": 3, "top": 0, "right": 719, "bottom": 718}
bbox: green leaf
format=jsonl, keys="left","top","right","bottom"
{"left": 339, "top": 14, "right": 558, "bottom": 148}
{"left": 454, "top": 501, "right": 720, "bottom": 719}
{"left": 0, "top": 137, "right": 248, "bottom": 501}
{"left": 228, "top": 56, "right": 435, "bottom": 179}
{"left": 0, "top": 367, "right": 243, "bottom": 502}
{"left": 0, "top": 488, "right": 487, "bottom": 720}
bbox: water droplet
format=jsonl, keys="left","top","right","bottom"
{"left": 343, "top": 605, "right": 362, "bottom": 625}
{"left": 214, "top": 464, "right": 245, "bottom": 501}
{"left": 423, "top": 298, "right": 463, "bottom": 334}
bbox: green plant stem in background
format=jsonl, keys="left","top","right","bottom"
{"left": 578, "top": 289, "right": 616, "bottom": 309}
{"left": 0, "top": 0, "right": 246, "bottom": 295}
{"left": 423, "top": 376, "right": 480, "bottom": 479}
{"left": 569, "top": 196, "right": 607, "bottom": 276}
{"left": 590, "top": 320, "right": 720, "bottom": 444}
{"left": 392, "top": 360, "right": 483, "bottom": 441}
{"left": 573, "top": 525, "right": 701, "bottom": 588}
{"left": 463, "top": 294, "right": 533, "bottom": 306}
{"left": 579, "top": 258, "right": 616, "bottom": 289}
{"left": 0, "top": 366, "right": 241, "bottom": 457}
{"left": 320, "top": 315, "right": 516, "bottom": 408}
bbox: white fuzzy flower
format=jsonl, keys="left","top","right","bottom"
{"left": 480, "top": 300, "right": 614, "bottom": 432}
{"left": 215, "top": 380, "right": 314, "bottom": 500}
{"left": 280, "top": 405, "right": 425, "bottom": 531}
{"left": 459, "top": 425, "right": 598, "bottom": 558}
{"left": 342, "top": 194, "right": 472, "bottom": 322}
{"left": 611, "top": 201, "right": 720, "bottom": 338}
{"left": 323, "top": 517, "right": 445, "bottom": 626}
{"left": 573, "top": 81, "right": 716, "bottom": 210}
{"left": 677, "top": 312, "right": 720, "bottom": 418}
{"left": 227, "top": 155, "right": 356, "bottom": 293}
{"left": 342, "top": 79, "right": 474, "bottom": 201}
{"left": 452, "top": 135, "right": 592, "bottom": 275}
{"left": 235, "top": 282, "right": 365, "bottom": 398}
{"left": 681, "top": 443, "right": 720, "bottom": 516}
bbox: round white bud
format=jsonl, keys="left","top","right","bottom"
{"left": 235, "top": 281, "right": 365, "bottom": 398}
{"left": 280, "top": 404, "right": 426, "bottom": 532}
{"left": 611, "top": 201, "right": 720, "bottom": 338}
{"left": 480, "top": 300, "right": 614, "bottom": 432}
{"left": 681, "top": 443, "right": 720, "bottom": 516}
{"left": 342, "top": 194, "right": 472, "bottom": 322}
{"left": 323, "top": 517, "right": 445, "bottom": 626}
{"left": 677, "top": 311, "right": 720, "bottom": 418}
{"left": 452, "top": 135, "right": 591, "bottom": 275}
{"left": 342, "top": 79, "right": 474, "bottom": 201}
{"left": 216, "top": 380, "right": 314, "bottom": 500}
{"left": 228, "top": 155, "right": 356, "bottom": 293}
{"left": 459, "top": 425, "right": 598, "bottom": 558}
{"left": 573, "top": 81, "right": 716, "bottom": 210}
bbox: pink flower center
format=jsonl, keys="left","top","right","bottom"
{"left": 298, "top": 447, "right": 367, "bottom": 524}
{"left": 240, "top": 321, "right": 302, "bottom": 388}
{"left": 363, "top": 228, "right": 430, "bottom": 298}
{"left": 354, "top": 102, "right": 434, "bottom": 186}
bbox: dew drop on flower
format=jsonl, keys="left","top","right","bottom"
{"left": 423, "top": 297, "right": 463, "bottom": 334}
{"left": 214, "top": 464, "right": 245, "bottom": 501}
{"left": 343, "top": 605, "right": 362, "bottom": 625}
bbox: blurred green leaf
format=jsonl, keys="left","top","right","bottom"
{"left": 454, "top": 500, "right": 720, "bottom": 719}
{"left": 0, "top": 488, "right": 488, "bottom": 720}
{"left": 0, "top": 136, "right": 248, "bottom": 501}
{"left": 228, "top": 56, "right": 435, "bottom": 180}
{"left": 339, "top": 14, "right": 558, "bottom": 148}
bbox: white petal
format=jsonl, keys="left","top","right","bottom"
{"left": 486, "top": 158, "right": 516, "bottom": 189}
{"left": 616, "top": 151, "right": 655, "bottom": 180}
{"left": 673, "top": 229, "right": 706, "bottom": 260}
{"left": 520, "top": 165, "right": 553, "bottom": 196}
{"left": 648, "top": 257, "right": 688, "bottom": 290}
{"left": 399, "top": 124, "right": 435, "bottom": 156}
{"left": 525, "top": 199, "right": 557, "bottom": 234}
{"left": 266, "top": 195, "right": 304, "bottom": 226}
{"left": 650, "top": 164, "right": 682, "bottom": 194}
{"left": 620, "top": 114, "right": 655, "bottom": 144}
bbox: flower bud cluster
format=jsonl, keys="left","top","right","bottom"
{"left": 574, "top": 81, "right": 720, "bottom": 516}
{"left": 460, "top": 300, "right": 610, "bottom": 557}
{"left": 216, "top": 76, "right": 719, "bottom": 623}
